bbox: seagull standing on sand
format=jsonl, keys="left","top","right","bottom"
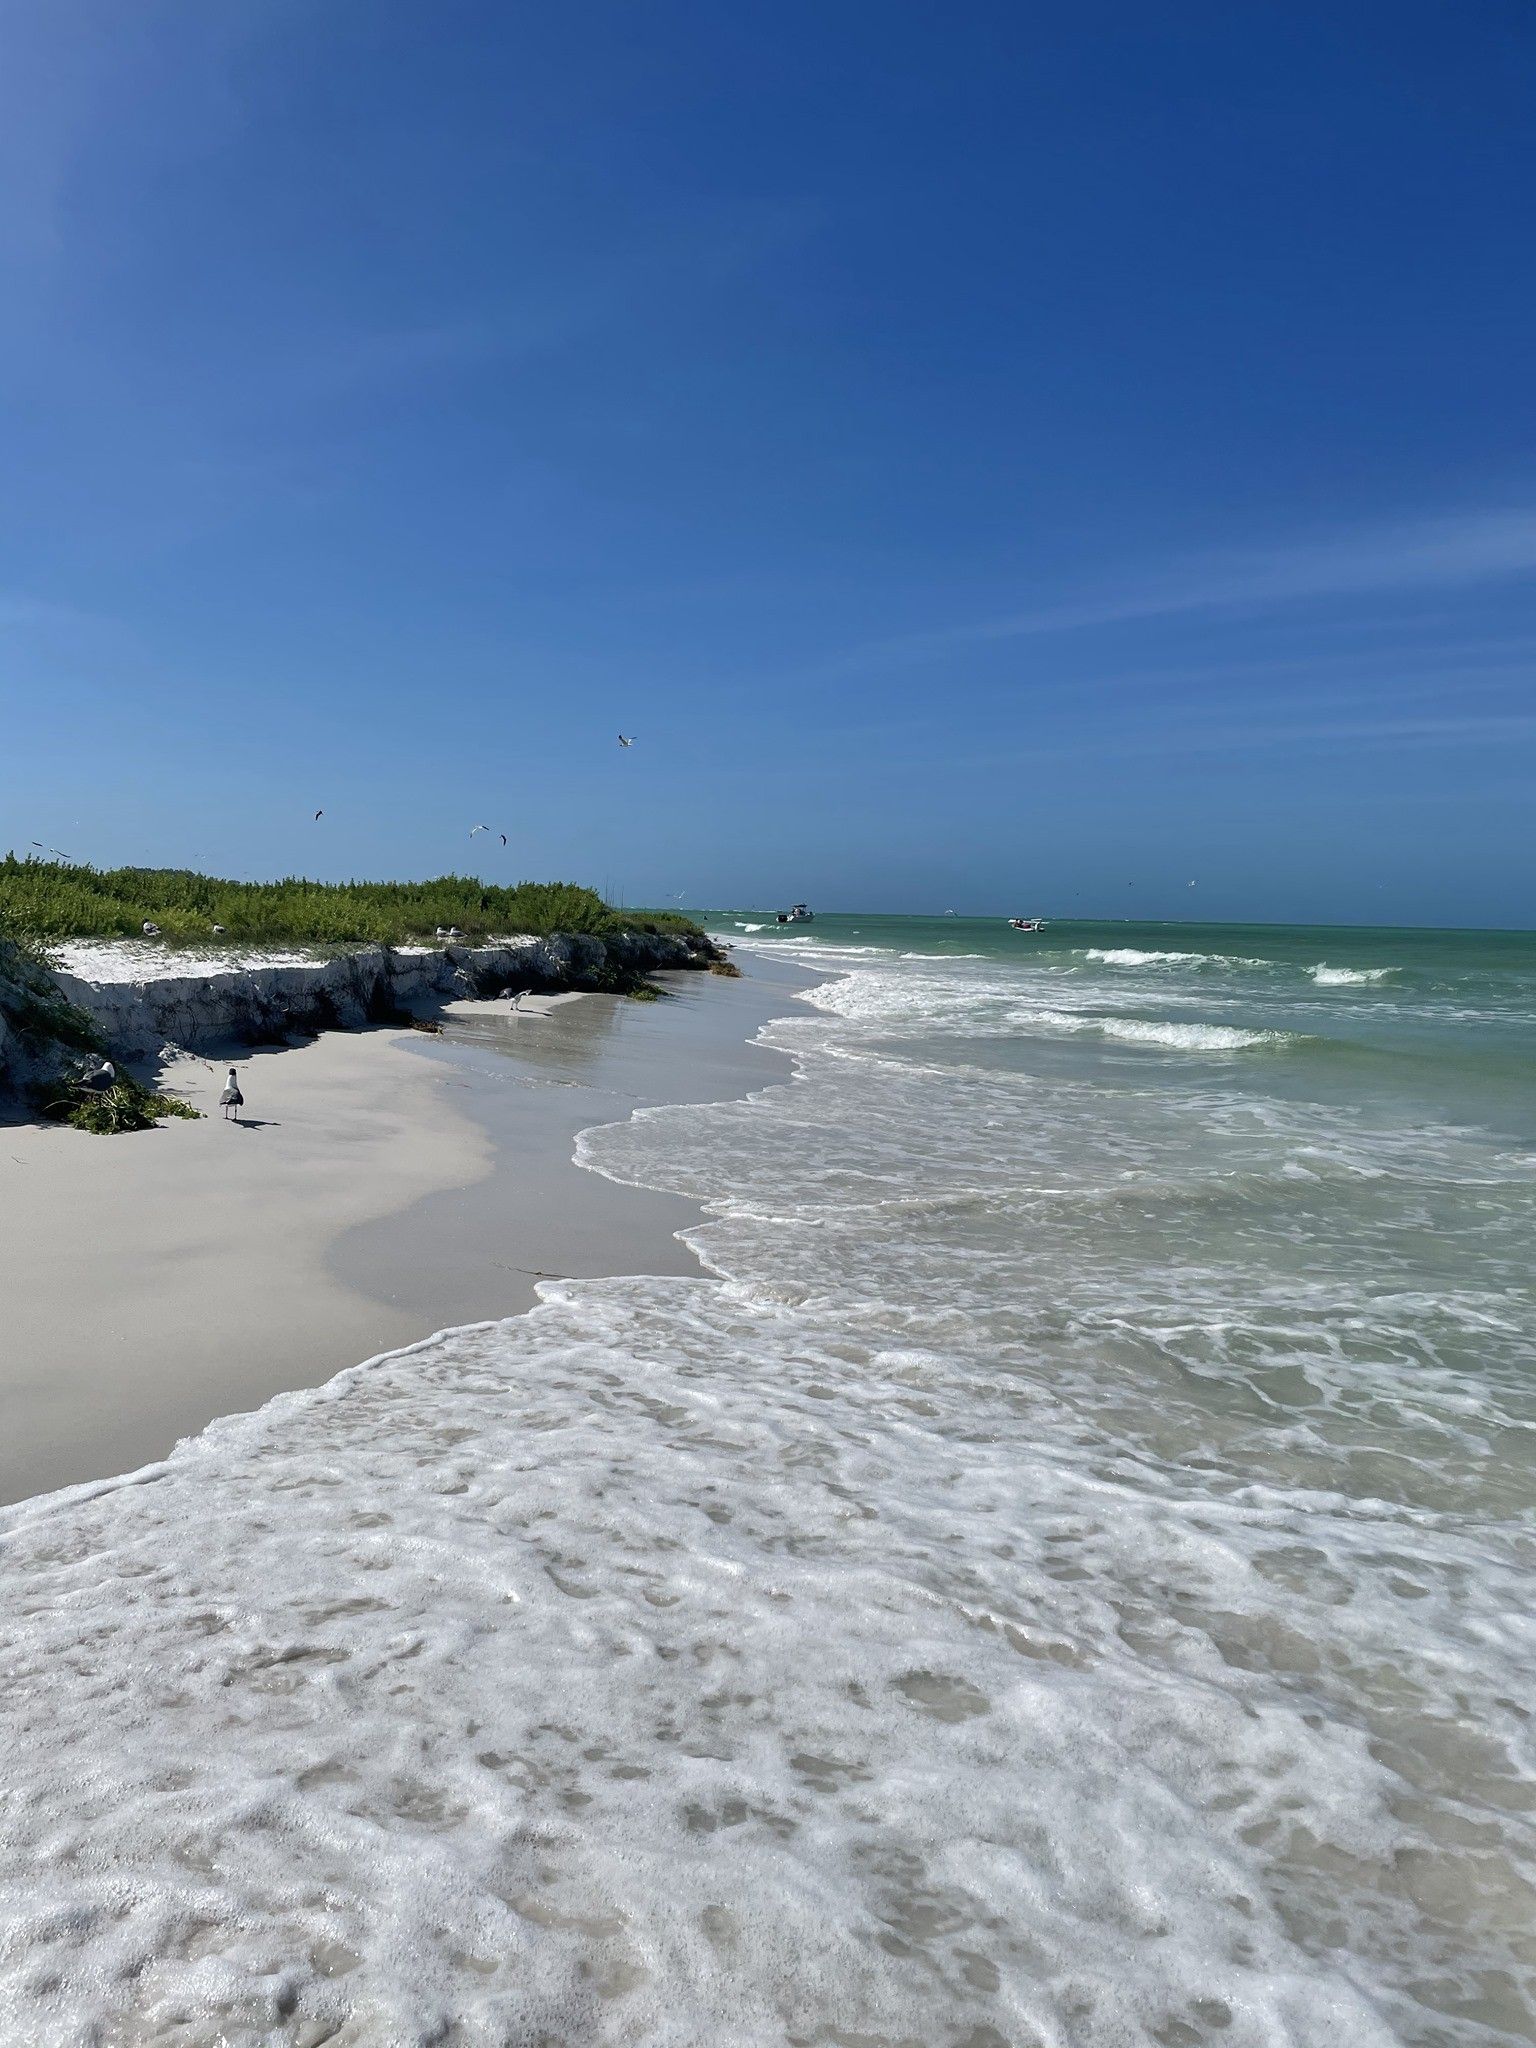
{"left": 219, "top": 1068, "right": 244, "bottom": 1122}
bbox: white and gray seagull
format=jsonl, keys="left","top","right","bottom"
{"left": 219, "top": 1067, "right": 244, "bottom": 1122}
{"left": 618, "top": 733, "right": 636, "bottom": 747}
{"left": 142, "top": 920, "right": 162, "bottom": 937}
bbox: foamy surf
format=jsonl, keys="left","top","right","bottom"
{"left": 3, "top": 917, "right": 1532, "bottom": 2047}
{"left": 1083, "top": 945, "right": 1223, "bottom": 967}
{"left": 1092, "top": 1013, "right": 1289, "bottom": 1049}
{"left": 1308, "top": 962, "right": 1399, "bottom": 985}
{"left": 8, "top": 1258, "right": 1525, "bottom": 2048}
{"left": 993, "top": 1006, "right": 1295, "bottom": 1051}
{"left": 1081, "top": 946, "right": 1277, "bottom": 972}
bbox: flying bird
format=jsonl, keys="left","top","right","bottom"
{"left": 500, "top": 834, "right": 507, "bottom": 846}
{"left": 469, "top": 824, "right": 489, "bottom": 837}
{"left": 618, "top": 734, "right": 635, "bottom": 747}
{"left": 314, "top": 808, "right": 324, "bottom": 821}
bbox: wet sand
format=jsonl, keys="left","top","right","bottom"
{"left": 332, "top": 962, "right": 809, "bottom": 1327}
{"left": 0, "top": 952, "right": 810, "bottom": 1506}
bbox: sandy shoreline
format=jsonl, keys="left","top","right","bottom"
{"left": 0, "top": 953, "right": 811, "bottom": 1506}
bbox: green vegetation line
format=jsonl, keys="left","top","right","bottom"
{"left": 0, "top": 857, "right": 703, "bottom": 947}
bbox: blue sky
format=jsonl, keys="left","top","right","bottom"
{"left": 1, "top": 1, "right": 1532, "bottom": 926}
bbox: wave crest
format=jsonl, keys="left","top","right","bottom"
{"left": 1015, "top": 1006, "right": 1294, "bottom": 1052}
{"left": 1309, "top": 964, "right": 1398, "bottom": 986}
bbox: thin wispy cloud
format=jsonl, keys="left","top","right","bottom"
{"left": 835, "top": 507, "right": 1536, "bottom": 675}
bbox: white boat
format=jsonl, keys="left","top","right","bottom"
{"left": 1008, "top": 916, "right": 1045, "bottom": 933}
{"left": 777, "top": 903, "right": 815, "bottom": 924}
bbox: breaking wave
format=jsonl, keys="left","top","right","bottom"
{"left": 1082, "top": 946, "right": 1224, "bottom": 967}
{"left": 1013, "top": 1006, "right": 1296, "bottom": 1052}
{"left": 1308, "top": 963, "right": 1399, "bottom": 986}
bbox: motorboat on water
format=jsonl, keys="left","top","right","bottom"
{"left": 1008, "top": 916, "right": 1046, "bottom": 932}
{"left": 776, "top": 903, "right": 815, "bottom": 924}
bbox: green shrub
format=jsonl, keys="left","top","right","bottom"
{"left": 0, "top": 855, "right": 706, "bottom": 948}
{"left": 0, "top": 926, "right": 104, "bottom": 1057}
{"left": 42, "top": 1075, "right": 202, "bottom": 1135}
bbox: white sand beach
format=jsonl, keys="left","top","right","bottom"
{"left": 0, "top": 967, "right": 804, "bottom": 1506}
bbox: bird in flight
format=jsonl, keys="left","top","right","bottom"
{"left": 618, "top": 733, "right": 636, "bottom": 748}
{"left": 314, "top": 808, "right": 324, "bottom": 821}
{"left": 499, "top": 833, "right": 507, "bottom": 846}
{"left": 469, "top": 824, "right": 489, "bottom": 838}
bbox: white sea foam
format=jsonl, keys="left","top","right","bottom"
{"left": 2, "top": 935, "right": 1531, "bottom": 2046}
{"left": 1093, "top": 1014, "right": 1289, "bottom": 1050}
{"left": 1083, "top": 945, "right": 1218, "bottom": 966}
{"left": 1006, "top": 1006, "right": 1291, "bottom": 1051}
{"left": 1308, "top": 963, "right": 1398, "bottom": 986}
{"left": 794, "top": 959, "right": 1292, "bottom": 1053}
{"left": 3, "top": 1278, "right": 1471, "bottom": 2048}
{"left": 1082, "top": 947, "right": 1273, "bottom": 972}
